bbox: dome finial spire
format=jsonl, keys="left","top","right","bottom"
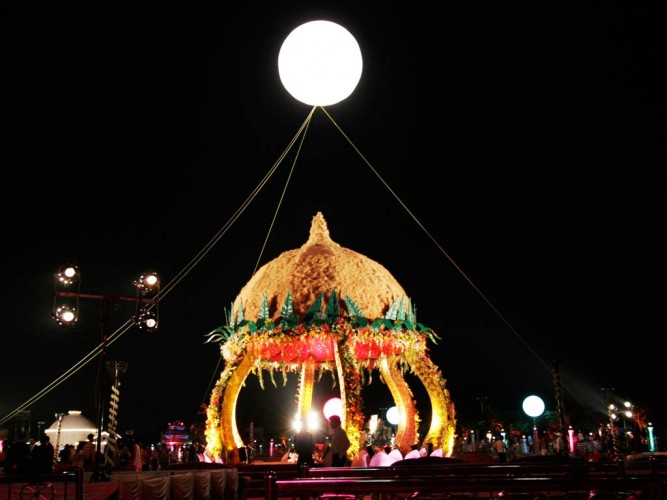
{"left": 307, "top": 212, "right": 333, "bottom": 245}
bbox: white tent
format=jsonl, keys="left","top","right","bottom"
{"left": 44, "top": 410, "right": 97, "bottom": 449}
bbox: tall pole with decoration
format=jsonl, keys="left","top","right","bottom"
{"left": 551, "top": 357, "right": 566, "bottom": 432}
{"left": 53, "top": 412, "right": 65, "bottom": 467}
{"left": 105, "top": 360, "right": 128, "bottom": 469}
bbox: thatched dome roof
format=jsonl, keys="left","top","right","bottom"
{"left": 233, "top": 212, "right": 408, "bottom": 321}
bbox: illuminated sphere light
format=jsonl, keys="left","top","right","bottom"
{"left": 386, "top": 406, "right": 399, "bottom": 426}
{"left": 522, "top": 395, "right": 545, "bottom": 418}
{"left": 278, "top": 20, "right": 363, "bottom": 106}
{"left": 323, "top": 397, "right": 343, "bottom": 420}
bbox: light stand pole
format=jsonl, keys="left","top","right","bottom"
{"left": 522, "top": 395, "right": 545, "bottom": 455}
{"left": 52, "top": 265, "right": 160, "bottom": 482}
{"left": 91, "top": 301, "right": 110, "bottom": 483}
{"left": 607, "top": 404, "right": 620, "bottom": 456}
{"left": 601, "top": 388, "right": 619, "bottom": 456}
{"left": 622, "top": 401, "right": 634, "bottom": 451}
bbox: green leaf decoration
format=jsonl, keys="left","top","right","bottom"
{"left": 258, "top": 293, "right": 270, "bottom": 320}
{"left": 304, "top": 292, "right": 325, "bottom": 323}
{"left": 247, "top": 322, "right": 258, "bottom": 334}
{"left": 407, "top": 298, "right": 414, "bottom": 324}
{"left": 280, "top": 291, "right": 294, "bottom": 318}
{"left": 397, "top": 297, "right": 406, "bottom": 321}
{"left": 290, "top": 315, "right": 300, "bottom": 329}
{"left": 237, "top": 298, "right": 244, "bottom": 324}
{"left": 371, "top": 318, "right": 393, "bottom": 330}
{"left": 282, "top": 314, "right": 299, "bottom": 330}
{"left": 385, "top": 297, "right": 400, "bottom": 320}
{"left": 226, "top": 302, "right": 235, "bottom": 330}
{"left": 325, "top": 289, "right": 339, "bottom": 324}
{"left": 313, "top": 311, "right": 327, "bottom": 326}
{"left": 351, "top": 316, "right": 368, "bottom": 328}
{"left": 344, "top": 294, "right": 365, "bottom": 318}
{"left": 417, "top": 323, "right": 441, "bottom": 344}
{"left": 204, "top": 325, "right": 235, "bottom": 343}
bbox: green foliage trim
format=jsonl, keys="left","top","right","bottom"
{"left": 206, "top": 290, "right": 439, "bottom": 342}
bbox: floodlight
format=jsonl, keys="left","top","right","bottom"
{"left": 54, "top": 304, "right": 78, "bottom": 326}
{"left": 134, "top": 272, "right": 160, "bottom": 295}
{"left": 56, "top": 264, "right": 80, "bottom": 287}
{"left": 136, "top": 308, "right": 158, "bottom": 332}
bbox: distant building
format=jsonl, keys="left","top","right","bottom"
{"left": 161, "top": 420, "right": 191, "bottom": 461}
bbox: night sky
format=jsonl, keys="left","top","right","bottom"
{"left": 3, "top": 3, "right": 664, "bottom": 445}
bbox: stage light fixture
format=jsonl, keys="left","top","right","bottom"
{"left": 134, "top": 272, "right": 159, "bottom": 295}
{"left": 56, "top": 264, "right": 80, "bottom": 286}
{"left": 136, "top": 309, "right": 158, "bottom": 332}
{"left": 54, "top": 304, "right": 78, "bottom": 326}
{"left": 50, "top": 264, "right": 160, "bottom": 482}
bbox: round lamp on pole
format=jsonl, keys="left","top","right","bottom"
{"left": 522, "top": 395, "right": 545, "bottom": 454}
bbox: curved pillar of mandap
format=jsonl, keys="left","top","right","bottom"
{"left": 220, "top": 353, "right": 257, "bottom": 451}
{"left": 413, "top": 356, "right": 455, "bottom": 454}
{"left": 297, "top": 360, "right": 316, "bottom": 422}
{"left": 378, "top": 357, "right": 417, "bottom": 454}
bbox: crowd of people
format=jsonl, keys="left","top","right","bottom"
{"left": 1, "top": 432, "right": 55, "bottom": 474}
{"left": 1, "top": 429, "right": 176, "bottom": 475}
{"left": 6, "top": 415, "right": 654, "bottom": 476}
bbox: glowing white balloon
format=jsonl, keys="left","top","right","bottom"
{"left": 323, "top": 397, "right": 343, "bottom": 420}
{"left": 522, "top": 395, "right": 546, "bottom": 418}
{"left": 278, "top": 20, "right": 363, "bottom": 106}
{"left": 386, "top": 406, "right": 400, "bottom": 426}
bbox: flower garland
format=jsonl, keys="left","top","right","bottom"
{"left": 205, "top": 310, "right": 450, "bottom": 458}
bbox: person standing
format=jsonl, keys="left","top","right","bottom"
{"left": 3, "top": 432, "right": 31, "bottom": 474}
{"left": 130, "top": 437, "right": 142, "bottom": 472}
{"left": 80, "top": 433, "right": 96, "bottom": 471}
{"left": 31, "top": 434, "right": 55, "bottom": 474}
{"left": 294, "top": 428, "right": 315, "bottom": 476}
{"left": 327, "top": 415, "right": 350, "bottom": 467}
{"left": 187, "top": 441, "right": 200, "bottom": 462}
{"left": 494, "top": 435, "right": 508, "bottom": 463}
{"left": 157, "top": 443, "right": 170, "bottom": 470}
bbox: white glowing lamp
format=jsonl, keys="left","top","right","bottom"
{"left": 307, "top": 411, "right": 319, "bottom": 432}
{"left": 323, "top": 397, "right": 343, "bottom": 420}
{"left": 386, "top": 406, "right": 400, "bottom": 426}
{"left": 278, "top": 20, "right": 363, "bottom": 106}
{"left": 522, "top": 395, "right": 545, "bottom": 418}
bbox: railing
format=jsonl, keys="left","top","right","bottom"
{"left": 301, "top": 461, "right": 628, "bottom": 478}
{"left": 0, "top": 466, "right": 83, "bottom": 500}
{"left": 264, "top": 459, "right": 667, "bottom": 500}
{"left": 265, "top": 474, "right": 667, "bottom": 500}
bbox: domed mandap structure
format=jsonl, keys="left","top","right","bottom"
{"left": 44, "top": 410, "right": 98, "bottom": 449}
{"left": 204, "top": 212, "right": 456, "bottom": 462}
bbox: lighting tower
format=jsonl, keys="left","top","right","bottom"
{"left": 52, "top": 265, "right": 160, "bottom": 482}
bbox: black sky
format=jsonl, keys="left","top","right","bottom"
{"left": 3, "top": 2, "right": 665, "bottom": 444}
